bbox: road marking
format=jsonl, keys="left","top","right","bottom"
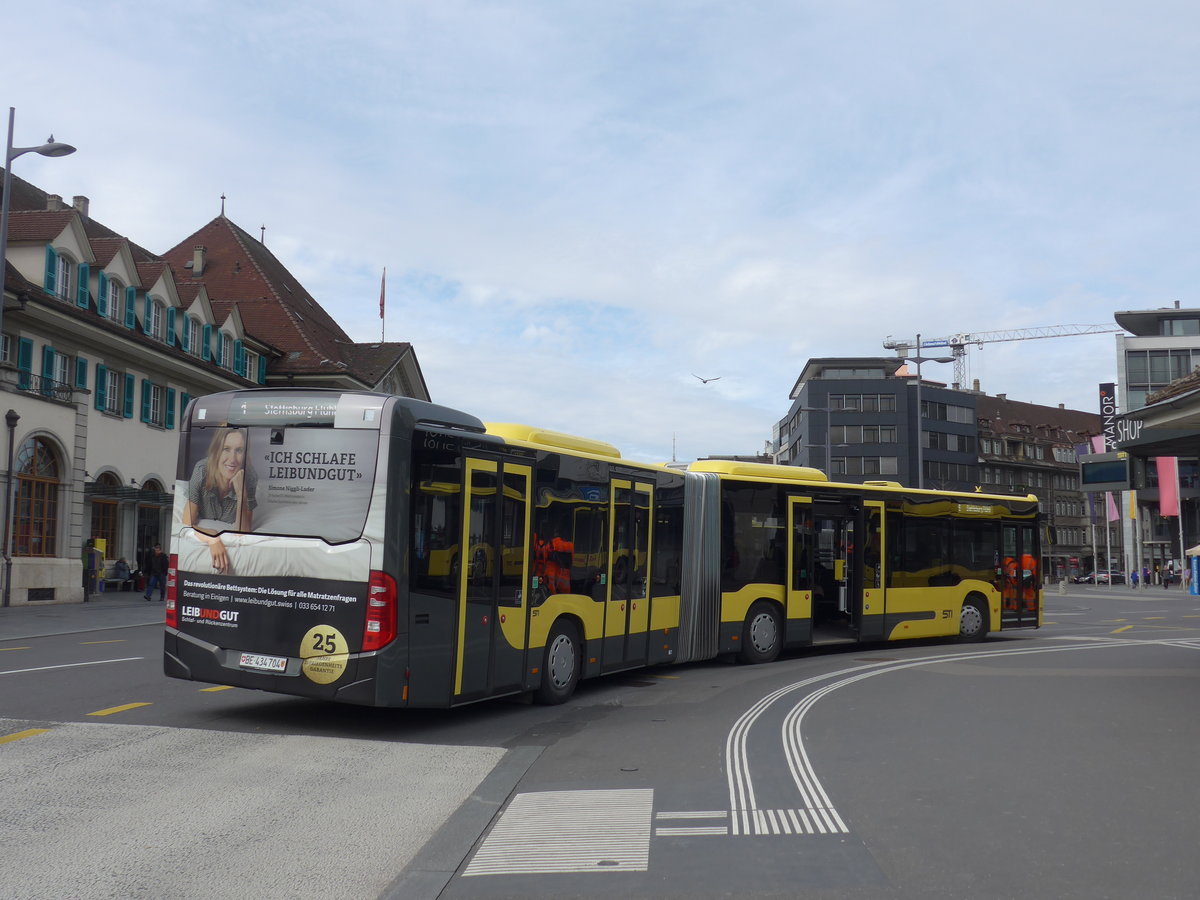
{"left": 1112, "top": 625, "right": 1134, "bottom": 633}
{"left": 464, "top": 789, "right": 653, "bottom": 875}
{"left": 87, "top": 702, "right": 151, "bottom": 717}
{"left": 80, "top": 639, "right": 125, "bottom": 645}
{"left": 0, "top": 657, "right": 143, "bottom": 676}
{"left": 0, "top": 728, "right": 49, "bottom": 744}
{"left": 0, "top": 646, "right": 31, "bottom": 652}
{"left": 200, "top": 685, "right": 235, "bottom": 692}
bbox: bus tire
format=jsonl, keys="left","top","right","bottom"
{"left": 958, "top": 596, "right": 988, "bottom": 642}
{"left": 740, "top": 601, "right": 782, "bottom": 664}
{"left": 534, "top": 620, "right": 581, "bottom": 705}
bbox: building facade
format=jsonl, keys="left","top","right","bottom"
{"left": 773, "top": 357, "right": 978, "bottom": 491}
{"left": 1, "top": 172, "right": 428, "bottom": 605}
{"left": 1112, "top": 303, "right": 1200, "bottom": 573}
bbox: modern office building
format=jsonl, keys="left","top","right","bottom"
{"left": 773, "top": 357, "right": 977, "bottom": 492}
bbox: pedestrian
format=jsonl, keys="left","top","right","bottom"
{"left": 143, "top": 544, "right": 169, "bottom": 601}
{"left": 1143, "top": 566, "right": 1151, "bottom": 588}
{"left": 1131, "top": 570, "right": 1138, "bottom": 587}
{"left": 81, "top": 538, "right": 100, "bottom": 602}
{"left": 112, "top": 557, "right": 132, "bottom": 590}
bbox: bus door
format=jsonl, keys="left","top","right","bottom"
{"left": 1001, "top": 521, "right": 1040, "bottom": 629}
{"left": 603, "top": 478, "right": 653, "bottom": 671}
{"left": 454, "top": 458, "right": 532, "bottom": 700}
{"left": 786, "top": 496, "right": 816, "bottom": 644}
{"left": 811, "top": 500, "right": 860, "bottom": 634}
{"left": 859, "top": 501, "right": 886, "bottom": 640}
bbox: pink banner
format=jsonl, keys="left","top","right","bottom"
{"left": 1091, "top": 435, "right": 1119, "bottom": 521}
{"left": 1157, "top": 457, "right": 1180, "bottom": 516}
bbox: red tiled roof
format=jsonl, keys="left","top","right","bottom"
{"left": 159, "top": 217, "right": 413, "bottom": 384}
{"left": 5, "top": 209, "right": 76, "bottom": 242}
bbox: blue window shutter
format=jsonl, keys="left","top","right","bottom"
{"left": 44, "top": 246, "right": 57, "bottom": 293}
{"left": 41, "top": 346, "right": 55, "bottom": 395}
{"left": 257, "top": 355, "right": 266, "bottom": 384}
{"left": 75, "top": 357, "right": 88, "bottom": 389}
{"left": 95, "top": 363, "right": 107, "bottom": 410}
{"left": 16, "top": 338, "right": 32, "bottom": 390}
{"left": 202, "top": 324, "right": 212, "bottom": 361}
{"left": 166, "top": 307, "right": 177, "bottom": 346}
{"left": 124, "top": 287, "right": 137, "bottom": 328}
{"left": 181, "top": 316, "right": 191, "bottom": 353}
{"left": 143, "top": 296, "right": 152, "bottom": 334}
{"left": 181, "top": 392, "right": 191, "bottom": 417}
{"left": 234, "top": 339, "right": 244, "bottom": 376}
{"left": 97, "top": 272, "right": 108, "bottom": 317}
{"left": 76, "top": 263, "right": 90, "bottom": 308}
{"left": 166, "top": 387, "right": 176, "bottom": 430}
{"left": 139, "top": 379, "right": 151, "bottom": 422}
{"left": 123, "top": 373, "right": 135, "bottom": 418}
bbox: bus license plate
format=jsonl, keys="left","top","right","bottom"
{"left": 239, "top": 652, "right": 288, "bottom": 672}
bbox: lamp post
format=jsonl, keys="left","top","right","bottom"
{"left": 3, "top": 408, "right": 18, "bottom": 607}
{"left": 1, "top": 107, "right": 76, "bottom": 341}
{"left": 899, "top": 333, "right": 954, "bottom": 490}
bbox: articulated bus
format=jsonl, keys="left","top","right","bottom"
{"left": 164, "top": 389, "right": 1041, "bottom": 707}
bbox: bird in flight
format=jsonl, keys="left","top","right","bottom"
{"left": 692, "top": 374, "right": 721, "bottom": 384}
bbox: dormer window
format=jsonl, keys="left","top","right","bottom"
{"left": 219, "top": 333, "right": 233, "bottom": 369}
{"left": 105, "top": 277, "right": 124, "bottom": 323}
{"left": 53, "top": 252, "right": 74, "bottom": 301}
{"left": 147, "top": 298, "right": 165, "bottom": 340}
{"left": 185, "top": 316, "right": 201, "bottom": 357}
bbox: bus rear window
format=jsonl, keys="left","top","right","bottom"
{"left": 180, "top": 425, "right": 379, "bottom": 542}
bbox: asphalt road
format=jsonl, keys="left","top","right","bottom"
{"left": 2, "top": 584, "right": 1199, "bottom": 899}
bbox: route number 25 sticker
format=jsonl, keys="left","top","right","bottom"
{"left": 300, "top": 626, "right": 349, "bottom": 684}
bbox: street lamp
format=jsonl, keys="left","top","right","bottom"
{"left": 1, "top": 107, "right": 76, "bottom": 341}
{"left": 899, "top": 333, "right": 954, "bottom": 490}
{"left": 3, "top": 408, "right": 18, "bottom": 607}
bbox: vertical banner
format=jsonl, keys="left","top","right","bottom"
{"left": 1156, "top": 457, "right": 1180, "bottom": 516}
{"left": 1192, "top": 554, "right": 1199, "bottom": 595}
{"left": 1099, "top": 383, "right": 1117, "bottom": 450}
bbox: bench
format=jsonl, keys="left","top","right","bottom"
{"left": 102, "top": 560, "right": 136, "bottom": 592}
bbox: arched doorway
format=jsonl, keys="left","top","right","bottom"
{"left": 14, "top": 437, "right": 61, "bottom": 557}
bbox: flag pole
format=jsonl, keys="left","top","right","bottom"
{"left": 379, "top": 267, "right": 386, "bottom": 342}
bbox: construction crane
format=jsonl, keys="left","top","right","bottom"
{"left": 883, "top": 324, "right": 1124, "bottom": 390}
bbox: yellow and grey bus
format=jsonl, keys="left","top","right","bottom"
{"left": 164, "top": 389, "right": 1041, "bottom": 707}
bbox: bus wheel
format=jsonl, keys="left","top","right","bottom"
{"left": 740, "top": 601, "right": 782, "bottom": 664}
{"left": 958, "top": 597, "right": 988, "bottom": 642}
{"left": 534, "top": 621, "right": 580, "bottom": 705}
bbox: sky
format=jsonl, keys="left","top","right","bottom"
{"left": 8, "top": 1, "right": 1200, "bottom": 463}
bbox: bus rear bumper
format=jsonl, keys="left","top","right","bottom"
{"left": 164, "top": 627, "right": 398, "bottom": 706}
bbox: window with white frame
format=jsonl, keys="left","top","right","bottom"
{"left": 54, "top": 253, "right": 74, "bottom": 301}
{"left": 104, "top": 369, "right": 122, "bottom": 415}
{"left": 186, "top": 316, "right": 201, "bottom": 356}
{"left": 107, "top": 278, "right": 124, "bottom": 322}
{"left": 220, "top": 333, "right": 232, "bottom": 369}
{"left": 0, "top": 334, "right": 9, "bottom": 364}
{"left": 52, "top": 352, "right": 70, "bottom": 387}
{"left": 148, "top": 299, "right": 165, "bottom": 340}
{"left": 244, "top": 348, "right": 260, "bottom": 380}
{"left": 148, "top": 382, "right": 164, "bottom": 425}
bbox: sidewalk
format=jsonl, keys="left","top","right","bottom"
{"left": 0, "top": 589, "right": 166, "bottom": 641}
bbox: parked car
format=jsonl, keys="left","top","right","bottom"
{"left": 1081, "top": 570, "right": 1126, "bottom": 584}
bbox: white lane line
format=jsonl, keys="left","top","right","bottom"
{"left": 654, "top": 826, "right": 728, "bottom": 836}
{"left": 0, "top": 657, "right": 143, "bottom": 676}
{"left": 463, "top": 789, "right": 653, "bottom": 876}
{"left": 655, "top": 810, "right": 727, "bottom": 819}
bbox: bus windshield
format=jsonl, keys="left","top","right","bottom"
{"left": 179, "top": 424, "right": 379, "bottom": 543}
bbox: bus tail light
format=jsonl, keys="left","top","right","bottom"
{"left": 165, "top": 554, "right": 178, "bottom": 628}
{"left": 362, "top": 570, "right": 397, "bottom": 652}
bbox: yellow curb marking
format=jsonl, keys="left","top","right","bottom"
{"left": 87, "top": 702, "right": 152, "bottom": 717}
{"left": 0, "top": 728, "right": 50, "bottom": 744}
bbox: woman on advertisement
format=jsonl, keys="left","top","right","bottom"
{"left": 182, "top": 427, "right": 257, "bottom": 573}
